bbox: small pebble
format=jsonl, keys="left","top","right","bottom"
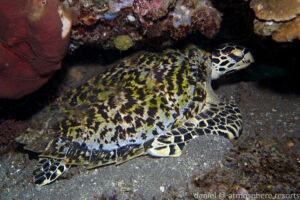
{"left": 285, "top": 141, "right": 294, "bottom": 147}
{"left": 160, "top": 186, "right": 165, "bottom": 192}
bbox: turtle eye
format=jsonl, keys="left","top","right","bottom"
{"left": 232, "top": 49, "right": 244, "bottom": 57}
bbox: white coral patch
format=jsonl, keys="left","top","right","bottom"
{"left": 108, "top": 0, "right": 134, "bottom": 14}
{"left": 127, "top": 15, "right": 136, "bottom": 22}
{"left": 58, "top": 5, "right": 72, "bottom": 39}
{"left": 170, "top": 4, "right": 192, "bottom": 28}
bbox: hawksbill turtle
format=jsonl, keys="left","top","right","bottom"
{"left": 16, "top": 44, "right": 254, "bottom": 186}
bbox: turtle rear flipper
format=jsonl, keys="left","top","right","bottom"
{"left": 147, "top": 101, "right": 242, "bottom": 157}
{"left": 33, "top": 158, "right": 69, "bottom": 186}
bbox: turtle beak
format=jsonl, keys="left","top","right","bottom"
{"left": 225, "top": 69, "right": 237, "bottom": 75}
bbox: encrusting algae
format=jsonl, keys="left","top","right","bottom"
{"left": 114, "top": 35, "right": 133, "bottom": 51}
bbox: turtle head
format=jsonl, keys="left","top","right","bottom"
{"left": 211, "top": 43, "right": 254, "bottom": 80}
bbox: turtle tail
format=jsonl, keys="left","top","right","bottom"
{"left": 33, "top": 158, "right": 69, "bottom": 186}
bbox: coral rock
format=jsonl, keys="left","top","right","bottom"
{"left": 272, "top": 15, "right": 300, "bottom": 42}
{"left": 250, "top": 0, "right": 300, "bottom": 42}
{"left": 109, "top": 0, "right": 134, "bottom": 14}
{"left": 133, "top": 0, "right": 174, "bottom": 22}
{"left": 250, "top": 0, "right": 300, "bottom": 21}
{"left": 0, "top": 0, "right": 74, "bottom": 99}
{"left": 70, "top": 0, "right": 222, "bottom": 48}
{"left": 168, "top": 0, "right": 222, "bottom": 39}
{"left": 253, "top": 19, "right": 282, "bottom": 37}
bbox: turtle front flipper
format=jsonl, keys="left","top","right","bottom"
{"left": 195, "top": 101, "right": 243, "bottom": 139}
{"left": 33, "top": 158, "right": 69, "bottom": 186}
{"left": 147, "top": 101, "right": 242, "bottom": 157}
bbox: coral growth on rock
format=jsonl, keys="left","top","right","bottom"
{"left": 68, "top": 0, "right": 222, "bottom": 49}
{"left": 0, "top": 0, "right": 75, "bottom": 99}
{"left": 272, "top": 16, "right": 300, "bottom": 42}
{"left": 250, "top": 0, "right": 300, "bottom": 42}
{"left": 114, "top": 35, "right": 133, "bottom": 51}
{"left": 0, "top": 0, "right": 221, "bottom": 98}
{"left": 170, "top": 0, "right": 222, "bottom": 39}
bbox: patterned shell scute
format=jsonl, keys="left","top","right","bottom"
{"left": 25, "top": 46, "right": 209, "bottom": 166}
